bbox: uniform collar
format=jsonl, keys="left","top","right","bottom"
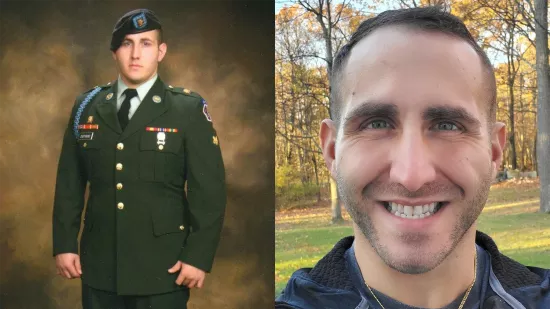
{"left": 117, "top": 74, "right": 158, "bottom": 101}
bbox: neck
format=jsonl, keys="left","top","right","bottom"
{"left": 354, "top": 224, "right": 477, "bottom": 308}
{"left": 120, "top": 71, "right": 157, "bottom": 89}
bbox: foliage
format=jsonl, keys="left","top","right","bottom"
{"left": 276, "top": 1, "right": 370, "bottom": 209}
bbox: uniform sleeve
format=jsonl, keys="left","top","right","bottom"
{"left": 178, "top": 99, "right": 226, "bottom": 272}
{"left": 52, "top": 99, "right": 87, "bottom": 256}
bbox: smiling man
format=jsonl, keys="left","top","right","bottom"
{"left": 276, "top": 6, "right": 549, "bottom": 309}
{"left": 52, "top": 9, "right": 226, "bottom": 309}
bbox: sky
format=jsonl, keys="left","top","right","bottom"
{"left": 275, "top": 0, "right": 392, "bottom": 14}
{"left": 274, "top": 0, "right": 507, "bottom": 66}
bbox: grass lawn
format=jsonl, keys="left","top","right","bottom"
{"left": 275, "top": 179, "right": 550, "bottom": 295}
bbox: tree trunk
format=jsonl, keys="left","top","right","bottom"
{"left": 532, "top": 86, "right": 538, "bottom": 171}
{"left": 312, "top": 154, "right": 321, "bottom": 202}
{"left": 535, "top": 0, "right": 550, "bottom": 213}
{"left": 299, "top": 147, "right": 307, "bottom": 184}
{"left": 507, "top": 64, "right": 518, "bottom": 170}
{"left": 519, "top": 74, "right": 526, "bottom": 171}
{"left": 330, "top": 177, "right": 343, "bottom": 223}
{"left": 297, "top": 0, "right": 342, "bottom": 220}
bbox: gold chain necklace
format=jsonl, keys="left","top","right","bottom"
{"left": 365, "top": 250, "right": 477, "bottom": 309}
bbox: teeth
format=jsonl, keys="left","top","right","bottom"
{"left": 387, "top": 202, "right": 441, "bottom": 219}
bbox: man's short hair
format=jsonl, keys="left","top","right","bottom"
{"left": 330, "top": 6, "right": 496, "bottom": 125}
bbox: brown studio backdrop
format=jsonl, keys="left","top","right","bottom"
{"left": 0, "top": 0, "right": 275, "bottom": 308}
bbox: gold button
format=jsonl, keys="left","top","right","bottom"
{"left": 179, "top": 225, "right": 185, "bottom": 230}
{"left": 117, "top": 143, "right": 124, "bottom": 150}
{"left": 116, "top": 163, "right": 123, "bottom": 171}
{"left": 83, "top": 142, "right": 88, "bottom": 148}
{"left": 116, "top": 183, "right": 123, "bottom": 190}
{"left": 117, "top": 202, "right": 124, "bottom": 210}
{"left": 158, "top": 145, "right": 164, "bottom": 150}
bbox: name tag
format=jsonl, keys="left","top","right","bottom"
{"left": 79, "top": 132, "right": 94, "bottom": 140}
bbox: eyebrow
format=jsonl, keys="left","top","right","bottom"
{"left": 423, "top": 106, "right": 482, "bottom": 128}
{"left": 342, "top": 100, "right": 483, "bottom": 131}
{"left": 343, "top": 102, "right": 398, "bottom": 127}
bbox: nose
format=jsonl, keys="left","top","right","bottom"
{"left": 131, "top": 44, "right": 141, "bottom": 59}
{"left": 389, "top": 129, "right": 436, "bottom": 192}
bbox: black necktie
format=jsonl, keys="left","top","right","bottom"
{"left": 118, "top": 88, "right": 137, "bottom": 130}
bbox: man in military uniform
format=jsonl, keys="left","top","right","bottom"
{"left": 52, "top": 9, "right": 226, "bottom": 309}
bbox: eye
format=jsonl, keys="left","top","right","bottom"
{"left": 433, "top": 122, "right": 460, "bottom": 131}
{"left": 122, "top": 41, "right": 131, "bottom": 46}
{"left": 143, "top": 41, "right": 152, "bottom": 46}
{"left": 364, "top": 120, "right": 391, "bottom": 130}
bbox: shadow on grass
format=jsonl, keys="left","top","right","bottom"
{"left": 500, "top": 246, "right": 550, "bottom": 268}
{"left": 482, "top": 199, "right": 539, "bottom": 215}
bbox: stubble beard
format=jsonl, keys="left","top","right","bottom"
{"left": 126, "top": 66, "right": 152, "bottom": 83}
{"left": 118, "top": 57, "right": 158, "bottom": 88}
{"left": 335, "top": 164, "right": 493, "bottom": 275}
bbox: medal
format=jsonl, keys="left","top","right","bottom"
{"left": 157, "top": 132, "right": 166, "bottom": 150}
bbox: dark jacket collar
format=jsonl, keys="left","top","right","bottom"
{"left": 301, "top": 231, "right": 544, "bottom": 292}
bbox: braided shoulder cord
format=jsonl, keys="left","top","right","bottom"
{"left": 73, "top": 87, "right": 102, "bottom": 138}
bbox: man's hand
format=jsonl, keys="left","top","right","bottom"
{"left": 55, "top": 253, "right": 82, "bottom": 279}
{"left": 168, "top": 261, "right": 206, "bottom": 288}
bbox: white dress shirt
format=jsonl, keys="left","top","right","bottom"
{"left": 116, "top": 74, "right": 158, "bottom": 120}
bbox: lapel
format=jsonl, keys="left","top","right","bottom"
{"left": 95, "top": 83, "right": 122, "bottom": 134}
{"left": 119, "top": 77, "right": 169, "bottom": 141}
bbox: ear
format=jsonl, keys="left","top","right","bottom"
{"left": 111, "top": 51, "right": 117, "bottom": 61}
{"left": 158, "top": 42, "right": 167, "bottom": 62}
{"left": 320, "top": 119, "right": 338, "bottom": 179}
{"left": 490, "top": 122, "right": 506, "bottom": 179}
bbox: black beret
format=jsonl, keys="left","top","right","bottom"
{"left": 110, "top": 9, "right": 162, "bottom": 51}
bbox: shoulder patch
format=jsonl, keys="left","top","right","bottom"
{"left": 201, "top": 99, "right": 212, "bottom": 122}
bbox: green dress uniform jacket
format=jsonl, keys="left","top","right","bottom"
{"left": 52, "top": 77, "right": 226, "bottom": 295}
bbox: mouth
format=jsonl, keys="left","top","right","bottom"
{"left": 381, "top": 201, "right": 448, "bottom": 219}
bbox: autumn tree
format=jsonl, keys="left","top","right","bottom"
{"left": 276, "top": 1, "right": 367, "bottom": 222}
{"left": 276, "top": 5, "right": 331, "bottom": 208}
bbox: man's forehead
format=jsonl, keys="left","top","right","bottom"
{"left": 344, "top": 26, "right": 482, "bottom": 80}
{"left": 123, "top": 30, "right": 158, "bottom": 40}
{"left": 340, "top": 26, "right": 488, "bottom": 121}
